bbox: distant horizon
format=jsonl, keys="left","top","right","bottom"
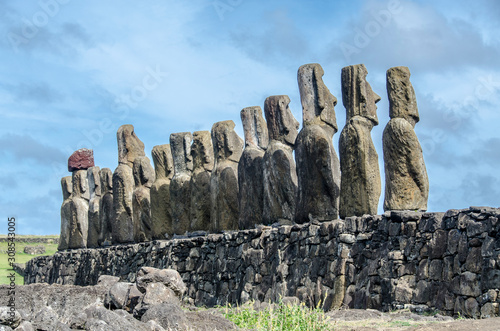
{"left": 1, "top": 0, "right": 499, "bottom": 235}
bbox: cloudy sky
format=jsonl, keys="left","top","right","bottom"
{"left": 1, "top": 0, "right": 499, "bottom": 235}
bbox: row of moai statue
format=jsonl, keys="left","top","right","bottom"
{"left": 58, "top": 63, "right": 429, "bottom": 250}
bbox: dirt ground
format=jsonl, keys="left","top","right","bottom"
{"left": 326, "top": 309, "right": 500, "bottom": 331}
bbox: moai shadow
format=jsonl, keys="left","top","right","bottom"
{"left": 151, "top": 144, "right": 174, "bottom": 239}
{"left": 170, "top": 132, "right": 193, "bottom": 235}
{"left": 210, "top": 120, "right": 244, "bottom": 232}
{"left": 383, "top": 66, "right": 429, "bottom": 211}
{"left": 262, "top": 95, "right": 299, "bottom": 225}
{"left": 339, "top": 64, "right": 382, "bottom": 218}
{"left": 295, "top": 63, "right": 341, "bottom": 222}
{"left": 133, "top": 156, "right": 155, "bottom": 242}
{"left": 190, "top": 131, "right": 214, "bottom": 232}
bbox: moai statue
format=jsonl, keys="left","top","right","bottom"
{"left": 87, "top": 166, "right": 101, "bottom": 248}
{"left": 170, "top": 132, "right": 193, "bottom": 235}
{"left": 210, "top": 120, "right": 244, "bottom": 231}
{"left": 262, "top": 96, "right": 299, "bottom": 225}
{"left": 68, "top": 169, "right": 90, "bottom": 249}
{"left": 295, "top": 63, "right": 341, "bottom": 222}
{"left": 99, "top": 168, "right": 113, "bottom": 246}
{"left": 63, "top": 148, "right": 93, "bottom": 249}
{"left": 383, "top": 66, "right": 429, "bottom": 211}
{"left": 190, "top": 131, "right": 214, "bottom": 232}
{"left": 58, "top": 176, "right": 72, "bottom": 251}
{"left": 132, "top": 156, "right": 155, "bottom": 242}
{"left": 112, "top": 125, "right": 146, "bottom": 243}
{"left": 339, "top": 64, "right": 382, "bottom": 218}
{"left": 238, "top": 106, "right": 269, "bottom": 229}
{"left": 151, "top": 144, "right": 174, "bottom": 239}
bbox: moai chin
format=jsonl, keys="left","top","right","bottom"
{"left": 112, "top": 124, "right": 145, "bottom": 244}
{"left": 190, "top": 131, "right": 214, "bottom": 232}
{"left": 383, "top": 66, "right": 429, "bottom": 211}
{"left": 87, "top": 166, "right": 101, "bottom": 248}
{"left": 98, "top": 168, "right": 113, "bottom": 246}
{"left": 151, "top": 144, "right": 174, "bottom": 239}
{"left": 295, "top": 63, "right": 341, "bottom": 222}
{"left": 58, "top": 176, "right": 72, "bottom": 250}
{"left": 210, "top": 120, "right": 244, "bottom": 232}
{"left": 339, "top": 64, "right": 382, "bottom": 218}
{"left": 262, "top": 96, "right": 299, "bottom": 225}
{"left": 170, "top": 132, "right": 193, "bottom": 235}
{"left": 238, "top": 106, "right": 268, "bottom": 229}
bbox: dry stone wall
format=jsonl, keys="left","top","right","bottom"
{"left": 26, "top": 207, "right": 500, "bottom": 318}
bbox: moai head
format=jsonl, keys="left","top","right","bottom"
{"left": 117, "top": 124, "right": 146, "bottom": 167}
{"left": 264, "top": 95, "right": 299, "bottom": 147}
{"left": 191, "top": 131, "right": 214, "bottom": 172}
{"left": 61, "top": 176, "right": 72, "bottom": 200}
{"left": 240, "top": 106, "right": 269, "bottom": 150}
{"left": 151, "top": 144, "right": 174, "bottom": 180}
{"left": 211, "top": 120, "right": 244, "bottom": 163}
{"left": 87, "top": 167, "right": 101, "bottom": 198}
{"left": 72, "top": 170, "right": 89, "bottom": 200}
{"left": 341, "top": 64, "right": 381, "bottom": 126}
{"left": 170, "top": 132, "right": 193, "bottom": 174}
{"left": 133, "top": 156, "right": 155, "bottom": 188}
{"left": 387, "top": 66, "right": 419, "bottom": 127}
{"left": 298, "top": 63, "right": 338, "bottom": 135}
{"left": 99, "top": 168, "right": 113, "bottom": 194}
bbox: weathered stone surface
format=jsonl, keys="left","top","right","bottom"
{"left": 68, "top": 148, "right": 94, "bottom": 172}
{"left": 210, "top": 120, "right": 243, "bottom": 231}
{"left": 383, "top": 66, "right": 429, "bottom": 211}
{"left": 238, "top": 106, "right": 268, "bottom": 229}
{"left": 133, "top": 156, "right": 155, "bottom": 242}
{"left": 170, "top": 132, "right": 193, "bottom": 235}
{"left": 68, "top": 170, "right": 89, "bottom": 249}
{"left": 0, "top": 306, "right": 21, "bottom": 328}
{"left": 112, "top": 164, "right": 135, "bottom": 244}
{"left": 109, "top": 282, "right": 134, "bottom": 309}
{"left": 141, "top": 303, "right": 187, "bottom": 330}
{"left": 136, "top": 267, "right": 186, "bottom": 298}
{"left": 151, "top": 144, "right": 174, "bottom": 239}
{"left": 296, "top": 63, "right": 340, "bottom": 222}
{"left": 134, "top": 283, "right": 179, "bottom": 318}
{"left": 58, "top": 176, "right": 72, "bottom": 250}
{"left": 339, "top": 64, "right": 381, "bottom": 218}
{"left": 117, "top": 124, "right": 146, "bottom": 167}
{"left": 23, "top": 245, "right": 45, "bottom": 255}
{"left": 87, "top": 166, "right": 101, "bottom": 248}
{"left": 98, "top": 168, "right": 113, "bottom": 246}
{"left": 190, "top": 131, "right": 213, "bottom": 232}
{"left": 262, "top": 95, "right": 299, "bottom": 225}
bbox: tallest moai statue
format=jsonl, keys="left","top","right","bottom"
{"left": 339, "top": 64, "right": 382, "bottom": 218}
{"left": 383, "top": 66, "right": 429, "bottom": 211}
{"left": 295, "top": 63, "right": 341, "bottom": 222}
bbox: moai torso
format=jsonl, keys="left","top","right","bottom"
{"left": 339, "top": 64, "right": 382, "bottom": 218}
{"left": 262, "top": 95, "right": 299, "bottom": 225}
{"left": 170, "top": 132, "right": 193, "bottom": 235}
{"left": 238, "top": 106, "right": 268, "bottom": 229}
{"left": 151, "top": 144, "right": 174, "bottom": 239}
{"left": 112, "top": 125, "right": 145, "bottom": 243}
{"left": 99, "top": 168, "right": 113, "bottom": 246}
{"left": 87, "top": 166, "right": 101, "bottom": 248}
{"left": 383, "top": 66, "right": 429, "bottom": 211}
{"left": 68, "top": 170, "right": 90, "bottom": 249}
{"left": 190, "top": 131, "right": 214, "bottom": 232}
{"left": 58, "top": 176, "right": 72, "bottom": 250}
{"left": 295, "top": 63, "right": 341, "bottom": 222}
{"left": 210, "top": 120, "right": 244, "bottom": 232}
{"left": 132, "top": 156, "right": 155, "bottom": 242}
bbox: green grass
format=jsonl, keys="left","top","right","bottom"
{"left": 221, "top": 300, "right": 333, "bottom": 331}
{"left": 0, "top": 237, "right": 58, "bottom": 285}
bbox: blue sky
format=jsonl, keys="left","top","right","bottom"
{"left": 1, "top": 0, "right": 499, "bottom": 235}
